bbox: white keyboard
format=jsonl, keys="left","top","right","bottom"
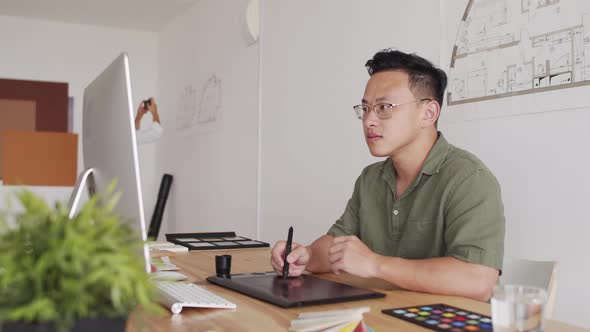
{"left": 156, "top": 281, "right": 237, "bottom": 314}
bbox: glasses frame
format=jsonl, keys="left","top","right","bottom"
{"left": 353, "top": 98, "right": 432, "bottom": 120}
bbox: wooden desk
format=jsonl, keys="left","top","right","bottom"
{"left": 132, "top": 248, "right": 588, "bottom": 332}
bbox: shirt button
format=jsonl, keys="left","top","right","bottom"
{"left": 393, "top": 210, "right": 399, "bottom": 215}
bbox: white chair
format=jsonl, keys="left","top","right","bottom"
{"left": 499, "top": 257, "right": 558, "bottom": 318}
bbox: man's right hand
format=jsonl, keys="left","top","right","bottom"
{"left": 270, "top": 241, "right": 311, "bottom": 277}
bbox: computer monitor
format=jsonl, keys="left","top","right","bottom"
{"left": 68, "top": 53, "right": 150, "bottom": 272}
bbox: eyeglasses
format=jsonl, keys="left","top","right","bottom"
{"left": 353, "top": 98, "right": 432, "bottom": 120}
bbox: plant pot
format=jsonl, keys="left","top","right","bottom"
{"left": 2, "top": 316, "right": 126, "bottom": 332}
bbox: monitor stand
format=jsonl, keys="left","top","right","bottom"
{"left": 65, "top": 167, "right": 153, "bottom": 274}
{"left": 67, "top": 167, "right": 96, "bottom": 219}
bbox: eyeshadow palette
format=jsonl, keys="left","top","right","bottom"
{"left": 166, "top": 231, "right": 270, "bottom": 250}
{"left": 382, "top": 303, "right": 493, "bottom": 332}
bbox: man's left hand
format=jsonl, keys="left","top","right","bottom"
{"left": 328, "top": 235, "right": 381, "bottom": 278}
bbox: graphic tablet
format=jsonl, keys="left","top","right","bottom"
{"left": 207, "top": 272, "right": 385, "bottom": 308}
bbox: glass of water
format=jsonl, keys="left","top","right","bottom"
{"left": 491, "top": 284, "right": 547, "bottom": 332}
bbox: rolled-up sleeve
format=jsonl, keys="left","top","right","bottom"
{"left": 444, "top": 168, "right": 505, "bottom": 270}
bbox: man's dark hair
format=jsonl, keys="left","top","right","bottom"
{"left": 365, "top": 49, "right": 448, "bottom": 109}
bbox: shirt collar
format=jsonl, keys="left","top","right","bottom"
{"left": 421, "top": 131, "right": 450, "bottom": 175}
{"left": 381, "top": 131, "right": 450, "bottom": 181}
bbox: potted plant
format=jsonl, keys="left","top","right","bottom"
{"left": 0, "top": 185, "right": 161, "bottom": 332}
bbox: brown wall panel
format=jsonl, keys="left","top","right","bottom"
{"left": 0, "top": 99, "right": 37, "bottom": 177}
{"left": 0, "top": 78, "right": 68, "bottom": 132}
{"left": 1, "top": 131, "right": 78, "bottom": 186}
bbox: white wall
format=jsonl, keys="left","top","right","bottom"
{"left": 259, "top": 0, "right": 441, "bottom": 245}
{"left": 155, "top": 0, "right": 259, "bottom": 238}
{"left": 0, "top": 16, "right": 158, "bottom": 215}
{"left": 440, "top": 0, "right": 589, "bottom": 327}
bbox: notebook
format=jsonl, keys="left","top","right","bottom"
{"left": 289, "top": 307, "right": 375, "bottom": 332}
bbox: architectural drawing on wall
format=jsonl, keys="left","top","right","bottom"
{"left": 176, "top": 84, "right": 197, "bottom": 130}
{"left": 196, "top": 75, "right": 223, "bottom": 132}
{"left": 175, "top": 76, "right": 223, "bottom": 132}
{"left": 448, "top": 0, "right": 590, "bottom": 105}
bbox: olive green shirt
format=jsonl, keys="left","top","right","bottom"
{"left": 328, "top": 133, "right": 505, "bottom": 270}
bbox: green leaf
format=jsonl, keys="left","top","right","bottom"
{"left": 0, "top": 183, "right": 162, "bottom": 330}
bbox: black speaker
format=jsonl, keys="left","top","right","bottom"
{"left": 148, "top": 173, "right": 173, "bottom": 240}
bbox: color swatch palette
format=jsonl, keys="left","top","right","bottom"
{"left": 166, "top": 231, "right": 269, "bottom": 251}
{"left": 382, "top": 303, "right": 492, "bottom": 332}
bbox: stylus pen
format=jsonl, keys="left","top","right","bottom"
{"left": 282, "top": 226, "right": 293, "bottom": 279}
